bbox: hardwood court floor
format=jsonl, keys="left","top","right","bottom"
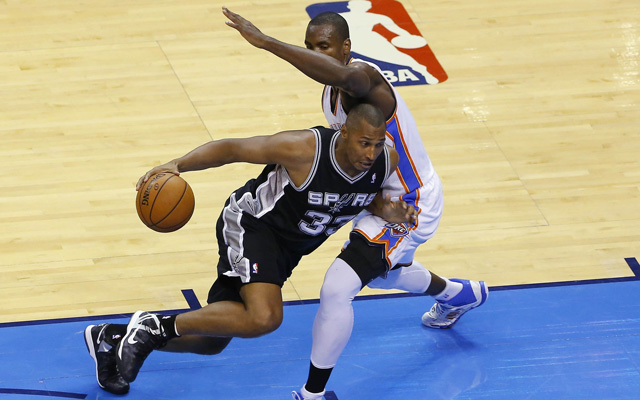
{"left": 0, "top": 0, "right": 638, "bottom": 326}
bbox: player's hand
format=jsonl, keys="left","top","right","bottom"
{"left": 136, "top": 161, "right": 180, "bottom": 191}
{"left": 222, "top": 7, "right": 268, "bottom": 48}
{"left": 379, "top": 193, "right": 417, "bottom": 224}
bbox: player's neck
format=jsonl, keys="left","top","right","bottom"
{"left": 333, "top": 138, "right": 359, "bottom": 177}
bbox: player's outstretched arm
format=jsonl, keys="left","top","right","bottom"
{"left": 136, "top": 130, "right": 316, "bottom": 190}
{"left": 222, "top": 7, "right": 371, "bottom": 97}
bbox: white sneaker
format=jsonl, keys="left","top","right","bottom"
{"left": 291, "top": 388, "right": 325, "bottom": 400}
{"left": 422, "top": 279, "right": 488, "bottom": 329}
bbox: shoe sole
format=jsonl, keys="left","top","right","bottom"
{"left": 84, "top": 325, "right": 107, "bottom": 390}
{"left": 423, "top": 281, "right": 489, "bottom": 329}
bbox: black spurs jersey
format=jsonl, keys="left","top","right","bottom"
{"left": 222, "top": 126, "right": 392, "bottom": 256}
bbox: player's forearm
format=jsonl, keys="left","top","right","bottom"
{"left": 261, "top": 37, "right": 366, "bottom": 92}
{"left": 223, "top": 7, "right": 368, "bottom": 95}
{"left": 174, "top": 140, "right": 235, "bottom": 172}
{"left": 366, "top": 192, "right": 387, "bottom": 216}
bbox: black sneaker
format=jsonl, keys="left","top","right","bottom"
{"left": 84, "top": 324, "right": 130, "bottom": 395}
{"left": 116, "top": 310, "right": 168, "bottom": 382}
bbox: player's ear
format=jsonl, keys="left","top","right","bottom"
{"left": 340, "top": 125, "right": 349, "bottom": 139}
{"left": 343, "top": 38, "right": 351, "bottom": 57}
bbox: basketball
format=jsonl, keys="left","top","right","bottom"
{"left": 135, "top": 173, "right": 195, "bottom": 233}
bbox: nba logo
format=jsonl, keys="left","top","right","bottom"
{"left": 306, "top": 0, "right": 447, "bottom": 86}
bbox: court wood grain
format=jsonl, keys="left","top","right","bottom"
{"left": 0, "top": 0, "right": 638, "bottom": 323}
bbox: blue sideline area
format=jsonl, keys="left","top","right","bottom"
{"left": 1, "top": 280, "right": 640, "bottom": 400}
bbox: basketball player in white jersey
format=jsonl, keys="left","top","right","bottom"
{"left": 224, "top": 8, "right": 488, "bottom": 400}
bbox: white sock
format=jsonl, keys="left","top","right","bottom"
{"left": 301, "top": 386, "right": 325, "bottom": 399}
{"left": 434, "top": 278, "right": 463, "bottom": 302}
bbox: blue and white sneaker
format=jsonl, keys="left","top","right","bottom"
{"left": 422, "top": 279, "right": 488, "bottom": 329}
{"left": 292, "top": 388, "right": 325, "bottom": 400}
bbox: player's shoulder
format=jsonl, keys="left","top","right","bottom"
{"left": 309, "top": 125, "right": 337, "bottom": 135}
{"left": 348, "top": 60, "right": 387, "bottom": 86}
{"left": 269, "top": 129, "right": 319, "bottom": 173}
{"left": 271, "top": 128, "right": 318, "bottom": 154}
{"left": 347, "top": 60, "right": 377, "bottom": 74}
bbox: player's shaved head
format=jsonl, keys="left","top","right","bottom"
{"left": 308, "top": 12, "right": 350, "bottom": 42}
{"left": 344, "top": 103, "right": 386, "bottom": 132}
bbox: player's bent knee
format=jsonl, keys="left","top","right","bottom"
{"left": 245, "top": 309, "right": 283, "bottom": 337}
{"left": 318, "top": 258, "right": 363, "bottom": 313}
{"left": 239, "top": 282, "right": 284, "bottom": 337}
{"left": 319, "top": 278, "right": 358, "bottom": 304}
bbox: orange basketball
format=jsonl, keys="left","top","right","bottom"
{"left": 136, "top": 173, "right": 195, "bottom": 233}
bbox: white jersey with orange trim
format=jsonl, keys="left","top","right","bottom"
{"left": 321, "top": 57, "right": 443, "bottom": 268}
{"left": 321, "top": 58, "right": 436, "bottom": 202}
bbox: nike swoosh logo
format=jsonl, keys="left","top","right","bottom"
{"left": 126, "top": 313, "right": 159, "bottom": 345}
{"left": 96, "top": 325, "right": 106, "bottom": 346}
{"left": 117, "top": 339, "right": 124, "bottom": 359}
{"left": 127, "top": 333, "right": 139, "bottom": 345}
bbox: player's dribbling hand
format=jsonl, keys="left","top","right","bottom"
{"left": 379, "top": 193, "right": 417, "bottom": 225}
{"left": 222, "top": 7, "right": 268, "bottom": 49}
{"left": 136, "top": 161, "right": 180, "bottom": 191}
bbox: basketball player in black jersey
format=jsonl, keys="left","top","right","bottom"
{"left": 83, "top": 104, "right": 417, "bottom": 394}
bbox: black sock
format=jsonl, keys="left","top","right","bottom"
{"left": 305, "top": 362, "right": 333, "bottom": 394}
{"left": 425, "top": 272, "right": 447, "bottom": 296}
{"left": 104, "top": 324, "right": 127, "bottom": 347}
{"left": 159, "top": 314, "right": 180, "bottom": 339}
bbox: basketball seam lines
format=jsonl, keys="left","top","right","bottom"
{"left": 150, "top": 175, "right": 188, "bottom": 229}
